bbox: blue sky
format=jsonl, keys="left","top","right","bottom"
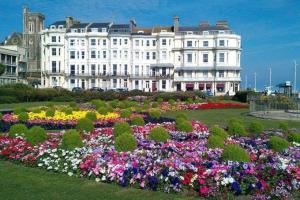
{"left": 1, "top": 0, "right": 300, "bottom": 90}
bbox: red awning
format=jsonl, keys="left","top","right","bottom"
{"left": 206, "top": 84, "right": 212, "bottom": 87}
{"left": 186, "top": 83, "right": 194, "bottom": 88}
{"left": 199, "top": 83, "right": 205, "bottom": 87}
{"left": 217, "top": 83, "right": 225, "bottom": 87}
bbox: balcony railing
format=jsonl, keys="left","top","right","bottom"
{"left": 43, "top": 70, "right": 65, "bottom": 75}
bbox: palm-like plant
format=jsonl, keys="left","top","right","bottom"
{"left": 0, "top": 63, "right": 5, "bottom": 75}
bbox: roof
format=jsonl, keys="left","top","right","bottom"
{"left": 49, "top": 21, "right": 66, "bottom": 26}
{"left": 89, "top": 23, "right": 110, "bottom": 28}
{"left": 152, "top": 26, "right": 173, "bottom": 33}
{"left": 70, "top": 23, "right": 89, "bottom": 29}
{"left": 179, "top": 25, "right": 230, "bottom": 32}
{"left": 109, "top": 24, "right": 131, "bottom": 34}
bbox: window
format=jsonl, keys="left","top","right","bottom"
{"left": 81, "top": 51, "right": 85, "bottom": 59}
{"left": 203, "top": 41, "right": 208, "bottom": 47}
{"left": 124, "top": 79, "right": 128, "bottom": 88}
{"left": 152, "top": 40, "right": 156, "bottom": 46}
{"left": 187, "top": 54, "right": 192, "bottom": 63}
{"left": 178, "top": 71, "right": 183, "bottom": 77}
{"left": 70, "top": 39, "right": 75, "bottom": 46}
{"left": 146, "top": 40, "right": 150, "bottom": 46}
{"left": 135, "top": 40, "right": 139, "bottom": 46}
{"left": 113, "top": 39, "right": 117, "bottom": 45}
{"left": 119, "top": 39, "right": 122, "bottom": 45}
{"left": 91, "top": 51, "right": 96, "bottom": 59}
{"left": 91, "top": 64, "right": 96, "bottom": 76}
{"left": 146, "top": 52, "right": 150, "bottom": 60}
{"left": 70, "top": 51, "right": 75, "bottom": 59}
{"left": 81, "top": 65, "right": 85, "bottom": 74}
{"left": 103, "top": 65, "right": 106, "bottom": 75}
{"left": 103, "top": 39, "right": 106, "bottom": 46}
{"left": 51, "top": 36, "right": 56, "bottom": 42}
{"left": 52, "top": 48, "right": 56, "bottom": 56}
{"left": 103, "top": 51, "right": 106, "bottom": 59}
{"left": 58, "top": 48, "right": 61, "bottom": 56}
{"left": 162, "top": 68, "right": 166, "bottom": 76}
{"left": 219, "top": 40, "right": 225, "bottom": 46}
{"left": 52, "top": 61, "right": 56, "bottom": 73}
{"left": 219, "top": 70, "right": 224, "bottom": 78}
{"left": 135, "top": 65, "right": 139, "bottom": 76}
{"left": 101, "top": 28, "right": 107, "bottom": 32}
{"left": 124, "top": 51, "right": 128, "bottom": 59}
{"left": 113, "top": 79, "right": 117, "bottom": 88}
{"left": 152, "top": 52, "right": 156, "bottom": 59}
{"left": 70, "top": 65, "right": 75, "bottom": 75}
{"left": 113, "top": 64, "right": 117, "bottom": 76}
{"left": 124, "top": 64, "right": 128, "bottom": 75}
{"left": 91, "top": 39, "right": 96, "bottom": 46}
{"left": 97, "top": 51, "right": 101, "bottom": 58}
{"left": 81, "top": 39, "right": 85, "bottom": 46}
{"left": 113, "top": 50, "right": 117, "bottom": 59}
{"left": 162, "top": 80, "right": 166, "bottom": 89}
{"left": 146, "top": 81, "right": 149, "bottom": 88}
{"left": 162, "top": 39, "right": 167, "bottom": 46}
{"left": 203, "top": 54, "right": 208, "bottom": 63}
{"left": 161, "top": 51, "right": 167, "bottom": 60}
{"left": 219, "top": 53, "right": 225, "bottom": 62}
{"left": 135, "top": 52, "right": 139, "bottom": 60}
{"left": 124, "top": 39, "right": 128, "bottom": 45}
{"left": 91, "top": 79, "right": 96, "bottom": 87}
{"left": 135, "top": 80, "right": 139, "bottom": 89}
{"left": 187, "top": 41, "right": 193, "bottom": 47}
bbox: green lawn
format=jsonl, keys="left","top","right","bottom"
{"left": 0, "top": 101, "right": 67, "bottom": 110}
{"left": 0, "top": 161, "right": 197, "bottom": 200}
{"left": 163, "top": 108, "right": 300, "bottom": 129}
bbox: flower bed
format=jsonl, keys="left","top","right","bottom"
{"left": 160, "top": 102, "right": 248, "bottom": 111}
{"left": 1, "top": 121, "right": 300, "bottom": 199}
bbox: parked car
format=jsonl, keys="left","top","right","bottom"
{"left": 115, "top": 88, "right": 128, "bottom": 93}
{"left": 53, "top": 86, "right": 64, "bottom": 90}
{"left": 204, "top": 91, "right": 214, "bottom": 97}
{"left": 72, "top": 87, "right": 83, "bottom": 92}
{"left": 89, "top": 87, "right": 104, "bottom": 92}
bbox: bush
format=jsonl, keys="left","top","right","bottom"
{"left": 279, "top": 122, "right": 289, "bottom": 133}
{"left": 207, "top": 135, "right": 225, "bottom": 149}
{"left": 186, "top": 97, "right": 194, "bottom": 104}
{"left": 110, "top": 100, "right": 119, "bottom": 108}
{"left": 288, "top": 132, "right": 300, "bottom": 143}
{"left": 69, "top": 102, "right": 77, "bottom": 108}
{"left": 0, "top": 112, "right": 2, "bottom": 120}
{"left": 209, "top": 126, "right": 229, "bottom": 140}
{"left": 168, "top": 99, "right": 175, "bottom": 105}
{"left": 91, "top": 100, "right": 106, "bottom": 109}
{"left": 85, "top": 112, "right": 97, "bottom": 122}
{"left": 14, "top": 107, "right": 27, "bottom": 115}
{"left": 151, "top": 102, "right": 159, "bottom": 108}
{"left": 46, "top": 108, "right": 55, "bottom": 117}
{"left": 175, "top": 118, "right": 193, "bottom": 132}
{"left": 61, "top": 107, "right": 73, "bottom": 115}
{"left": 46, "top": 102, "right": 55, "bottom": 108}
{"left": 25, "top": 126, "right": 47, "bottom": 146}
{"left": 156, "top": 97, "right": 163, "bottom": 104}
{"left": 76, "top": 118, "right": 94, "bottom": 133}
{"left": 233, "top": 90, "right": 256, "bottom": 103}
{"left": 9, "top": 124, "right": 28, "bottom": 137}
{"left": 0, "top": 95, "right": 18, "bottom": 103}
{"left": 114, "top": 133, "right": 137, "bottom": 152}
{"left": 149, "top": 127, "right": 170, "bottom": 142}
{"left": 61, "top": 130, "right": 83, "bottom": 150}
{"left": 249, "top": 121, "right": 264, "bottom": 134}
{"left": 18, "top": 112, "right": 29, "bottom": 122}
{"left": 176, "top": 113, "right": 188, "bottom": 120}
{"left": 268, "top": 136, "right": 289, "bottom": 152}
{"left": 221, "top": 144, "right": 250, "bottom": 162}
{"left": 149, "top": 109, "right": 161, "bottom": 119}
{"left": 131, "top": 116, "right": 145, "bottom": 126}
{"left": 227, "top": 119, "right": 248, "bottom": 136}
{"left": 113, "top": 122, "right": 132, "bottom": 138}
{"left": 120, "top": 109, "right": 132, "bottom": 118}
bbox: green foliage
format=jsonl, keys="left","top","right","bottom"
{"left": 120, "top": 109, "right": 132, "bottom": 118}
{"left": 209, "top": 126, "right": 229, "bottom": 140}
{"left": 25, "top": 126, "right": 47, "bottom": 146}
{"left": 14, "top": 107, "right": 27, "bottom": 115}
{"left": 46, "top": 108, "right": 55, "bottom": 117}
{"left": 85, "top": 112, "right": 97, "bottom": 122}
{"left": 91, "top": 100, "right": 106, "bottom": 109}
{"left": 221, "top": 144, "right": 250, "bottom": 162}
{"left": 149, "top": 127, "right": 170, "bottom": 142}
{"left": 0, "top": 63, "right": 5, "bottom": 75}
{"left": 168, "top": 99, "right": 175, "bottom": 105}
{"left": 149, "top": 109, "right": 161, "bottom": 119}
{"left": 114, "top": 133, "right": 137, "bottom": 152}
{"left": 227, "top": 118, "right": 248, "bottom": 136}
{"left": 232, "top": 90, "right": 256, "bottom": 103}
{"left": 151, "top": 102, "right": 159, "bottom": 108}
{"left": 18, "top": 112, "right": 29, "bottom": 122}
{"left": 156, "top": 97, "right": 163, "bottom": 104}
{"left": 110, "top": 100, "right": 119, "bottom": 108}
{"left": 75, "top": 118, "right": 94, "bottom": 133}
{"left": 249, "top": 121, "right": 264, "bottom": 134}
{"left": 0, "top": 112, "right": 2, "bottom": 120}
{"left": 69, "top": 102, "right": 77, "bottom": 108}
{"left": 113, "top": 122, "right": 132, "bottom": 138}
{"left": 175, "top": 118, "right": 193, "bottom": 132}
{"left": 288, "top": 132, "right": 300, "bottom": 143}
{"left": 268, "top": 136, "right": 289, "bottom": 152}
{"left": 31, "top": 108, "right": 41, "bottom": 113}
{"left": 279, "top": 122, "right": 289, "bottom": 132}
{"left": 61, "top": 107, "right": 73, "bottom": 115}
{"left": 9, "top": 124, "right": 28, "bottom": 137}
{"left": 131, "top": 116, "right": 145, "bottom": 126}
{"left": 186, "top": 98, "right": 194, "bottom": 104}
{"left": 61, "top": 130, "right": 83, "bottom": 150}
{"left": 46, "top": 102, "right": 55, "bottom": 108}
{"left": 175, "top": 113, "right": 188, "bottom": 120}
{"left": 206, "top": 135, "right": 225, "bottom": 149}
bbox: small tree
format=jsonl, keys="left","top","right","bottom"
{"left": 0, "top": 63, "right": 5, "bottom": 75}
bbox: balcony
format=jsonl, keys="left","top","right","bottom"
{"left": 43, "top": 70, "right": 65, "bottom": 76}
{"left": 174, "top": 76, "right": 240, "bottom": 82}
{"left": 65, "top": 72, "right": 130, "bottom": 78}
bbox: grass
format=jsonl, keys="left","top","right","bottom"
{"left": 0, "top": 101, "right": 67, "bottom": 110}
{"left": 0, "top": 161, "right": 197, "bottom": 200}
{"left": 163, "top": 108, "right": 300, "bottom": 129}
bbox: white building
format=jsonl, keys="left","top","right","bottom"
{"left": 41, "top": 17, "right": 241, "bottom": 95}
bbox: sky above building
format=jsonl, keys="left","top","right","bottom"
{"left": 1, "top": 0, "right": 300, "bottom": 90}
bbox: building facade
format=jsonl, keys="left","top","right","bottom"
{"left": 41, "top": 17, "right": 241, "bottom": 95}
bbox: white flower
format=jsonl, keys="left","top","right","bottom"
{"left": 95, "top": 178, "right": 100, "bottom": 182}
{"left": 68, "top": 172, "right": 73, "bottom": 176}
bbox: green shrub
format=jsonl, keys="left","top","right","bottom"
{"left": 152, "top": 102, "right": 159, "bottom": 108}
{"left": 25, "top": 126, "right": 47, "bottom": 146}
{"left": 176, "top": 113, "right": 188, "bottom": 120}
{"left": 249, "top": 121, "right": 264, "bottom": 134}
{"left": 209, "top": 126, "right": 229, "bottom": 140}
{"left": 135, "top": 107, "right": 142, "bottom": 113}
{"left": 113, "top": 122, "right": 132, "bottom": 138}
{"left": 114, "top": 133, "right": 137, "bottom": 152}
{"left": 149, "top": 109, "right": 161, "bottom": 119}
{"left": 149, "top": 127, "right": 170, "bottom": 142}
{"left": 227, "top": 119, "right": 248, "bottom": 136}
{"left": 85, "top": 112, "right": 97, "bottom": 122}
{"left": 9, "top": 124, "right": 28, "bottom": 137}
{"left": 61, "top": 130, "right": 83, "bottom": 150}
{"left": 131, "top": 116, "right": 145, "bottom": 126}
{"left": 120, "top": 109, "right": 132, "bottom": 118}
{"left": 288, "top": 132, "right": 300, "bottom": 143}
{"left": 46, "top": 102, "right": 55, "bottom": 108}
{"left": 186, "top": 97, "right": 193, "bottom": 104}
{"left": 76, "top": 118, "right": 94, "bottom": 133}
{"left": 97, "top": 107, "right": 109, "bottom": 115}
{"left": 0, "top": 95, "right": 18, "bottom": 103}
{"left": 61, "top": 107, "right": 73, "bottom": 115}
{"left": 207, "top": 135, "right": 225, "bottom": 149}
{"left": 69, "top": 102, "right": 77, "bottom": 108}
{"left": 168, "top": 99, "right": 175, "bottom": 105}
{"left": 156, "top": 97, "right": 163, "bottom": 104}
{"left": 14, "top": 107, "right": 27, "bottom": 115}
{"left": 221, "top": 144, "right": 250, "bottom": 162}
{"left": 46, "top": 108, "right": 55, "bottom": 117}
{"left": 268, "top": 136, "right": 289, "bottom": 152}
{"left": 18, "top": 112, "right": 29, "bottom": 122}
{"left": 175, "top": 118, "right": 193, "bottom": 132}
{"left": 279, "top": 122, "right": 289, "bottom": 132}
{"left": 110, "top": 100, "right": 119, "bottom": 108}
{"left": 91, "top": 100, "right": 106, "bottom": 109}
{"left": 0, "top": 112, "right": 2, "bottom": 120}
{"left": 31, "top": 108, "right": 41, "bottom": 113}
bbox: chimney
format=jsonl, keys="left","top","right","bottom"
{"left": 216, "top": 20, "right": 228, "bottom": 28}
{"left": 199, "top": 21, "right": 209, "bottom": 28}
{"left": 173, "top": 16, "right": 179, "bottom": 32}
{"left": 129, "top": 19, "right": 137, "bottom": 31}
{"left": 66, "top": 16, "right": 74, "bottom": 28}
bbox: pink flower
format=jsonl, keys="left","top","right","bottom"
{"left": 199, "top": 187, "right": 209, "bottom": 196}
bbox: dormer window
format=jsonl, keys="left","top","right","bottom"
{"left": 50, "top": 25, "right": 56, "bottom": 29}
{"left": 72, "top": 29, "right": 77, "bottom": 33}
{"left": 101, "top": 28, "right": 107, "bottom": 32}
{"left": 91, "top": 28, "right": 98, "bottom": 32}
{"left": 58, "top": 25, "right": 63, "bottom": 29}
{"left": 161, "top": 30, "right": 167, "bottom": 32}
{"left": 81, "top": 29, "right": 85, "bottom": 33}
{"left": 187, "top": 31, "right": 193, "bottom": 35}
{"left": 219, "top": 30, "right": 225, "bottom": 34}
{"left": 137, "top": 31, "right": 144, "bottom": 33}
{"left": 203, "top": 31, "right": 209, "bottom": 35}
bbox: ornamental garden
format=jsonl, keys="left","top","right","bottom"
{"left": 1, "top": 91, "right": 300, "bottom": 199}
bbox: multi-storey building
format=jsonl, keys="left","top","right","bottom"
{"left": 41, "top": 17, "right": 241, "bottom": 95}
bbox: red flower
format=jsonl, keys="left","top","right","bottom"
{"left": 199, "top": 187, "right": 209, "bottom": 196}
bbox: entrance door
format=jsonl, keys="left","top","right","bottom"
{"left": 152, "top": 81, "right": 157, "bottom": 92}
{"left": 176, "top": 83, "right": 181, "bottom": 91}
{"left": 81, "top": 79, "right": 85, "bottom": 89}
